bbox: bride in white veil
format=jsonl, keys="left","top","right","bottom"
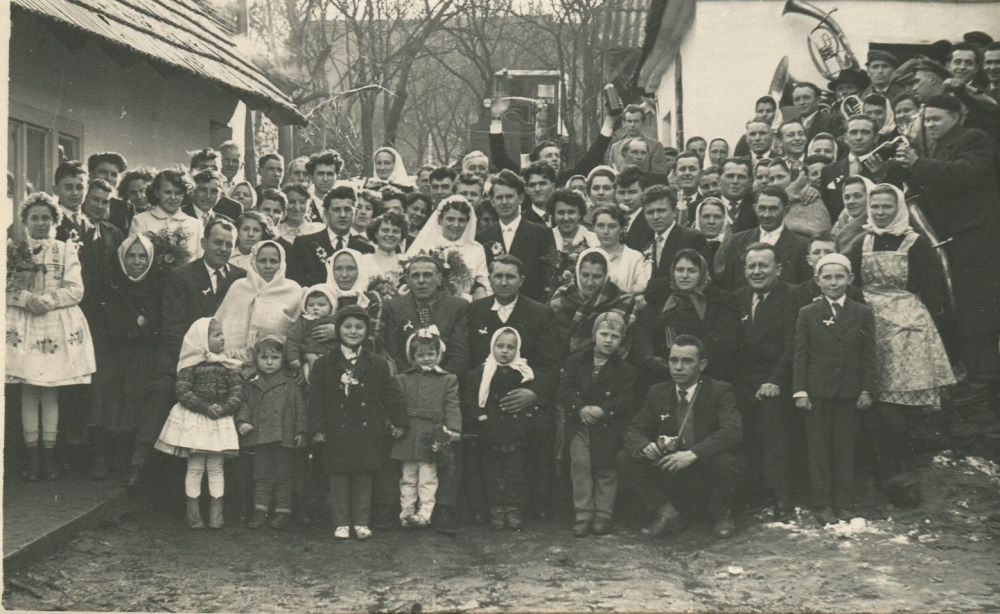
{"left": 404, "top": 194, "right": 490, "bottom": 300}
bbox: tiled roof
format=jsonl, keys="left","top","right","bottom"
{"left": 13, "top": 0, "right": 306, "bottom": 125}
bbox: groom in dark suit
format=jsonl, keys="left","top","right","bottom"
{"left": 641, "top": 185, "right": 709, "bottom": 305}
{"left": 376, "top": 256, "right": 470, "bottom": 533}
{"left": 619, "top": 335, "right": 743, "bottom": 539}
{"left": 476, "top": 170, "right": 555, "bottom": 302}
{"left": 129, "top": 219, "right": 245, "bottom": 485}
{"left": 287, "top": 186, "right": 374, "bottom": 286}
{"left": 465, "top": 255, "right": 561, "bottom": 521}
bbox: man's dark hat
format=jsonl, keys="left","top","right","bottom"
{"left": 828, "top": 70, "right": 870, "bottom": 91}
{"left": 963, "top": 31, "right": 994, "bottom": 46}
{"left": 334, "top": 305, "right": 371, "bottom": 330}
{"left": 866, "top": 49, "right": 899, "bottom": 67}
{"left": 924, "top": 93, "right": 962, "bottom": 113}
{"left": 914, "top": 58, "right": 951, "bottom": 80}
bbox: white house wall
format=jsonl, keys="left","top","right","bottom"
{"left": 655, "top": 0, "right": 1000, "bottom": 147}
{"left": 10, "top": 13, "right": 240, "bottom": 178}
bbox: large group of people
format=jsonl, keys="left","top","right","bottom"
{"left": 6, "top": 41, "right": 1000, "bottom": 541}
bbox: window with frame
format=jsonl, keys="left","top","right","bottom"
{"left": 8, "top": 103, "right": 83, "bottom": 207}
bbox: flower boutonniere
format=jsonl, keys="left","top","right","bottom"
{"left": 740, "top": 314, "right": 750, "bottom": 323}
{"left": 823, "top": 317, "right": 836, "bottom": 327}
{"left": 659, "top": 413, "right": 672, "bottom": 422}
{"left": 478, "top": 326, "right": 489, "bottom": 335}
{"left": 403, "top": 320, "right": 414, "bottom": 332}
{"left": 316, "top": 245, "right": 329, "bottom": 263}
{"left": 202, "top": 287, "right": 212, "bottom": 296}
{"left": 642, "top": 243, "right": 655, "bottom": 263}
{"left": 341, "top": 370, "right": 360, "bottom": 396}
{"left": 490, "top": 242, "right": 505, "bottom": 257}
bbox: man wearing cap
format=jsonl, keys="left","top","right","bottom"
{"left": 911, "top": 58, "right": 1000, "bottom": 135}
{"left": 893, "top": 93, "right": 1000, "bottom": 390}
{"left": 828, "top": 70, "right": 870, "bottom": 101}
{"left": 863, "top": 50, "right": 904, "bottom": 101}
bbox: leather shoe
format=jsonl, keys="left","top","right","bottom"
{"left": 435, "top": 505, "right": 459, "bottom": 535}
{"left": 592, "top": 518, "right": 613, "bottom": 535}
{"left": 815, "top": 507, "right": 838, "bottom": 526}
{"left": 640, "top": 504, "right": 683, "bottom": 537}
{"left": 713, "top": 510, "right": 735, "bottom": 539}
{"left": 572, "top": 520, "right": 591, "bottom": 537}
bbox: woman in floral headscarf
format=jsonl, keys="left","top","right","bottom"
{"left": 633, "top": 248, "right": 739, "bottom": 383}
{"left": 549, "top": 247, "right": 637, "bottom": 357}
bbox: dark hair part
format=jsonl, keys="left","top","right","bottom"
{"left": 146, "top": 169, "right": 191, "bottom": 206}
{"left": 55, "top": 160, "right": 86, "bottom": 184}
{"left": 204, "top": 217, "right": 235, "bottom": 239}
{"left": 367, "top": 211, "right": 409, "bottom": 242}
{"left": 260, "top": 188, "right": 288, "bottom": 209}
{"left": 756, "top": 185, "right": 790, "bottom": 207}
{"left": 236, "top": 210, "right": 275, "bottom": 240}
{"left": 638, "top": 184, "right": 677, "bottom": 210}
{"left": 117, "top": 168, "right": 154, "bottom": 198}
{"left": 529, "top": 140, "right": 560, "bottom": 162}
{"left": 306, "top": 150, "right": 344, "bottom": 175}
{"left": 323, "top": 186, "right": 357, "bottom": 209}
{"left": 615, "top": 165, "right": 648, "bottom": 189}
{"left": 549, "top": 188, "right": 587, "bottom": 218}
{"left": 675, "top": 150, "right": 703, "bottom": 169}
{"left": 192, "top": 169, "right": 225, "bottom": 185}
{"left": 455, "top": 171, "right": 484, "bottom": 188}
{"left": 405, "top": 254, "right": 442, "bottom": 275}
{"left": 591, "top": 204, "right": 629, "bottom": 228}
{"left": 622, "top": 103, "right": 644, "bottom": 117}
{"left": 685, "top": 136, "right": 707, "bottom": 148}
{"left": 428, "top": 166, "right": 457, "bottom": 183}
{"left": 809, "top": 231, "right": 836, "bottom": 248}
{"left": 258, "top": 152, "right": 285, "bottom": 168}
{"left": 755, "top": 96, "right": 777, "bottom": 109}
{"left": 722, "top": 157, "right": 752, "bottom": 174}
{"left": 405, "top": 191, "right": 432, "bottom": 210}
{"left": 87, "top": 152, "right": 127, "bottom": 174}
{"left": 743, "top": 241, "right": 780, "bottom": 265}
{"left": 189, "top": 148, "right": 219, "bottom": 170}
{"left": 523, "top": 161, "right": 556, "bottom": 184}
{"left": 792, "top": 82, "right": 822, "bottom": 97}
{"left": 671, "top": 333, "right": 707, "bottom": 360}
{"left": 254, "top": 337, "right": 285, "bottom": 357}
{"left": 490, "top": 254, "right": 526, "bottom": 276}
{"left": 87, "top": 178, "right": 114, "bottom": 194}
{"left": 778, "top": 119, "right": 805, "bottom": 135}
{"left": 490, "top": 169, "right": 525, "bottom": 196}
{"left": 846, "top": 113, "right": 877, "bottom": 130}
{"left": 282, "top": 183, "right": 311, "bottom": 200}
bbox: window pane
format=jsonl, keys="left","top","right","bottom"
{"left": 58, "top": 133, "right": 78, "bottom": 163}
{"left": 26, "top": 125, "right": 48, "bottom": 194}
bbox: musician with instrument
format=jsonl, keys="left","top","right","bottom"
{"left": 892, "top": 93, "right": 1000, "bottom": 387}
{"left": 819, "top": 114, "right": 902, "bottom": 221}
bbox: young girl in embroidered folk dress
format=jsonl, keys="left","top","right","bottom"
{"left": 6, "top": 193, "right": 97, "bottom": 481}
{"left": 155, "top": 318, "right": 243, "bottom": 529}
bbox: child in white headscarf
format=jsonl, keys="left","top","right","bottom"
{"left": 155, "top": 318, "right": 243, "bottom": 530}
{"left": 464, "top": 327, "right": 535, "bottom": 531}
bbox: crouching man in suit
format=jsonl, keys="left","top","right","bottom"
{"left": 618, "top": 334, "right": 743, "bottom": 539}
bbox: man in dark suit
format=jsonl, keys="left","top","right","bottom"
{"left": 466, "top": 255, "right": 561, "bottom": 522}
{"left": 377, "top": 256, "right": 470, "bottom": 533}
{"left": 794, "top": 82, "right": 844, "bottom": 141}
{"left": 618, "top": 166, "right": 655, "bottom": 250}
{"left": 183, "top": 169, "right": 243, "bottom": 224}
{"left": 287, "top": 186, "right": 374, "bottom": 287}
{"left": 128, "top": 219, "right": 245, "bottom": 485}
{"left": 793, "top": 254, "right": 876, "bottom": 523}
{"left": 619, "top": 335, "right": 742, "bottom": 539}
{"left": 892, "top": 93, "right": 1000, "bottom": 386}
{"left": 476, "top": 170, "right": 555, "bottom": 302}
{"left": 109, "top": 168, "right": 154, "bottom": 234}
{"left": 819, "top": 115, "right": 903, "bottom": 220}
{"left": 521, "top": 162, "right": 555, "bottom": 226}
{"left": 730, "top": 243, "right": 797, "bottom": 517}
{"left": 717, "top": 187, "right": 810, "bottom": 291}
{"left": 87, "top": 152, "right": 132, "bottom": 234}
{"left": 718, "top": 158, "right": 757, "bottom": 233}
{"left": 642, "top": 185, "right": 709, "bottom": 305}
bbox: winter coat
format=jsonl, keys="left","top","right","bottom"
{"left": 236, "top": 370, "right": 307, "bottom": 448}
{"left": 308, "top": 346, "right": 408, "bottom": 473}
{"left": 463, "top": 365, "right": 535, "bottom": 448}
{"left": 558, "top": 350, "right": 636, "bottom": 468}
{"left": 390, "top": 368, "right": 461, "bottom": 463}
{"left": 285, "top": 314, "right": 338, "bottom": 364}
{"left": 175, "top": 363, "right": 242, "bottom": 417}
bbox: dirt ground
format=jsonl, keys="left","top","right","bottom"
{"left": 4, "top": 450, "right": 1000, "bottom": 613}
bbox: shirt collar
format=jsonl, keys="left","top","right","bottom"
{"left": 760, "top": 224, "right": 785, "bottom": 238}
{"left": 676, "top": 381, "right": 699, "bottom": 399}
{"left": 656, "top": 221, "right": 677, "bottom": 242}
{"left": 151, "top": 206, "right": 188, "bottom": 221}
{"left": 205, "top": 261, "right": 227, "bottom": 277}
{"left": 531, "top": 204, "right": 547, "bottom": 219}
{"left": 328, "top": 228, "right": 349, "bottom": 244}
{"left": 492, "top": 296, "right": 518, "bottom": 311}
{"left": 501, "top": 215, "right": 522, "bottom": 235}
{"left": 827, "top": 296, "right": 846, "bottom": 309}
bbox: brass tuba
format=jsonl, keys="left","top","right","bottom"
{"left": 782, "top": 0, "right": 860, "bottom": 80}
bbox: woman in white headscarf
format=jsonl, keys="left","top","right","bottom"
{"left": 404, "top": 195, "right": 489, "bottom": 300}
{"left": 692, "top": 197, "right": 731, "bottom": 278}
{"left": 366, "top": 146, "right": 414, "bottom": 190}
{"left": 214, "top": 240, "right": 303, "bottom": 357}
{"left": 845, "top": 182, "right": 954, "bottom": 488}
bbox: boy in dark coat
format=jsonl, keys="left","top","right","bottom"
{"left": 558, "top": 312, "right": 636, "bottom": 537}
{"left": 793, "top": 254, "right": 876, "bottom": 526}
{"left": 464, "top": 327, "right": 535, "bottom": 530}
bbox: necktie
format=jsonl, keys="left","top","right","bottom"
{"left": 416, "top": 301, "right": 433, "bottom": 327}
{"left": 831, "top": 301, "right": 841, "bottom": 320}
{"left": 655, "top": 234, "right": 666, "bottom": 267}
{"left": 335, "top": 236, "right": 345, "bottom": 251}
{"left": 72, "top": 212, "right": 81, "bottom": 228}
{"left": 751, "top": 292, "right": 763, "bottom": 322}
{"left": 677, "top": 389, "right": 695, "bottom": 447}
{"left": 214, "top": 269, "right": 225, "bottom": 295}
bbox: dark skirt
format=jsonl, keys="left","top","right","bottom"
{"left": 90, "top": 340, "right": 156, "bottom": 432}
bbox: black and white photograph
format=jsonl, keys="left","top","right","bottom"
{"left": 3, "top": 0, "right": 1000, "bottom": 611}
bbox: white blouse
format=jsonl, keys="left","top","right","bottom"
{"left": 129, "top": 207, "right": 203, "bottom": 263}
{"left": 606, "top": 245, "right": 651, "bottom": 294}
